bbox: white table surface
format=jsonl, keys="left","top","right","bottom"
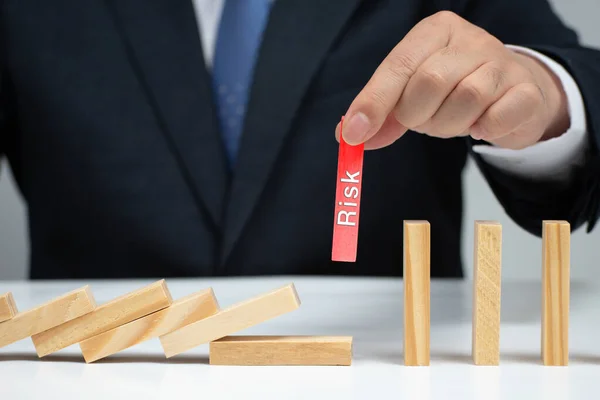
{"left": 0, "top": 276, "right": 598, "bottom": 399}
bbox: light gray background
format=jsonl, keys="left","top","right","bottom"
{"left": 0, "top": 0, "right": 598, "bottom": 280}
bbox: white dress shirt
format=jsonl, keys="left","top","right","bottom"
{"left": 191, "top": 0, "right": 588, "bottom": 182}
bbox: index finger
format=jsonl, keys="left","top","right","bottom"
{"left": 342, "top": 17, "right": 452, "bottom": 145}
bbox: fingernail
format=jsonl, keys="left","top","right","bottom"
{"left": 470, "top": 125, "right": 485, "bottom": 140}
{"left": 343, "top": 112, "right": 371, "bottom": 144}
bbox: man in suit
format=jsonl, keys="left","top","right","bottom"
{"left": 1, "top": 0, "right": 599, "bottom": 279}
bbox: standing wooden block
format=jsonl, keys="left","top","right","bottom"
{"left": 0, "top": 292, "right": 18, "bottom": 323}
{"left": 32, "top": 280, "right": 172, "bottom": 357}
{"left": 542, "top": 220, "right": 570, "bottom": 366}
{"left": 472, "top": 221, "right": 502, "bottom": 365}
{"left": 160, "top": 283, "right": 300, "bottom": 358}
{"left": 79, "top": 288, "right": 219, "bottom": 363}
{"left": 210, "top": 336, "right": 353, "bottom": 366}
{"left": 403, "top": 220, "right": 430, "bottom": 366}
{"left": 0, "top": 287, "right": 96, "bottom": 348}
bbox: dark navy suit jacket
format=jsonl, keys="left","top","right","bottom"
{"left": 1, "top": 0, "right": 600, "bottom": 279}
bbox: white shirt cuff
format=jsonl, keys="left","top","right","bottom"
{"left": 472, "top": 45, "right": 588, "bottom": 182}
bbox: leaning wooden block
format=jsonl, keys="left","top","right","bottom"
{"left": 32, "top": 280, "right": 172, "bottom": 357}
{"left": 542, "top": 220, "right": 570, "bottom": 366}
{"left": 210, "top": 336, "right": 353, "bottom": 366}
{"left": 80, "top": 288, "right": 219, "bottom": 363}
{"left": 160, "top": 283, "right": 300, "bottom": 358}
{"left": 403, "top": 220, "right": 430, "bottom": 366}
{"left": 0, "top": 287, "right": 96, "bottom": 348}
{"left": 0, "top": 292, "right": 18, "bottom": 323}
{"left": 472, "top": 221, "right": 502, "bottom": 365}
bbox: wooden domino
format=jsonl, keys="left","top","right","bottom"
{"left": 472, "top": 221, "right": 502, "bottom": 365}
{"left": 209, "top": 336, "right": 353, "bottom": 366}
{"left": 79, "top": 288, "right": 219, "bottom": 363}
{"left": 0, "top": 286, "right": 96, "bottom": 348}
{"left": 0, "top": 292, "right": 18, "bottom": 323}
{"left": 542, "top": 220, "right": 570, "bottom": 366}
{"left": 0, "top": 216, "right": 578, "bottom": 368}
{"left": 160, "top": 283, "right": 300, "bottom": 358}
{"left": 32, "top": 280, "right": 172, "bottom": 357}
{"left": 403, "top": 220, "right": 430, "bottom": 366}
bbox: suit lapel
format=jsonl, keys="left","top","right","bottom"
{"left": 222, "top": 0, "right": 363, "bottom": 262}
{"left": 106, "top": 0, "right": 229, "bottom": 232}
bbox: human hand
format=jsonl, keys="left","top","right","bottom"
{"left": 337, "top": 11, "right": 569, "bottom": 150}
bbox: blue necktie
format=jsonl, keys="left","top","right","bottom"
{"left": 212, "top": 0, "right": 272, "bottom": 166}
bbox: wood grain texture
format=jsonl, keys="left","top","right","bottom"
{"left": 80, "top": 288, "right": 219, "bottom": 363}
{"left": 0, "top": 286, "right": 96, "bottom": 348}
{"left": 160, "top": 283, "right": 301, "bottom": 358}
{"left": 0, "top": 292, "right": 18, "bottom": 323}
{"left": 403, "top": 220, "right": 430, "bottom": 366}
{"left": 542, "top": 220, "right": 570, "bottom": 366}
{"left": 210, "top": 336, "right": 353, "bottom": 366}
{"left": 32, "top": 280, "right": 172, "bottom": 357}
{"left": 472, "top": 221, "right": 502, "bottom": 365}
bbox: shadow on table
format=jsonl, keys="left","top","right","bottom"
{"left": 0, "top": 352, "right": 208, "bottom": 365}
{"left": 354, "top": 350, "right": 474, "bottom": 365}
{"left": 474, "top": 352, "right": 600, "bottom": 365}
{"left": 562, "top": 354, "right": 600, "bottom": 365}
{"left": 360, "top": 349, "right": 600, "bottom": 366}
{"left": 362, "top": 351, "right": 532, "bottom": 365}
{"left": 373, "top": 352, "right": 600, "bottom": 365}
{"left": 489, "top": 352, "right": 541, "bottom": 365}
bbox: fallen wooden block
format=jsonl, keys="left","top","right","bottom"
{"left": 32, "top": 280, "right": 172, "bottom": 357}
{"left": 542, "top": 220, "right": 570, "bottom": 366}
{"left": 210, "top": 336, "right": 353, "bottom": 366}
{"left": 403, "top": 220, "right": 430, "bottom": 366}
{"left": 472, "top": 221, "right": 502, "bottom": 365}
{"left": 160, "top": 283, "right": 300, "bottom": 358}
{"left": 80, "top": 288, "right": 219, "bottom": 363}
{"left": 0, "top": 286, "right": 96, "bottom": 348}
{"left": 0, "top": 292, "right": 18, "bottom": 323}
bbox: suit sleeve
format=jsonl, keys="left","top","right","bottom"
{"left": 0, "top": 73, "right": 10, "bottom": 168}
{"left": 0, "top": 19, "right": 18, "bottom": 182}
{"left": 457, "top": 0, "right": 600, "bottom": 236}
{"left": 0, "top": 21, "right": 7, "bottom": 172}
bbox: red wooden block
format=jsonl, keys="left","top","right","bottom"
{"left": 332, "top": 116, "right": 365, "bottom": 262}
